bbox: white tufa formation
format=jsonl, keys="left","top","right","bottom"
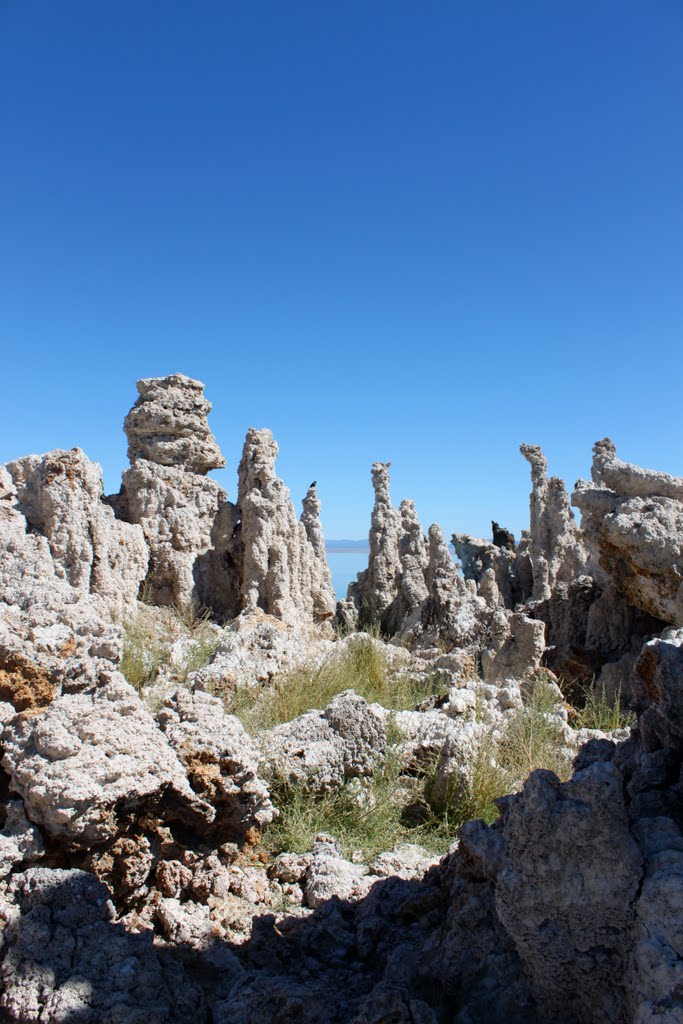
{"left": 116, "top": 374, "right": 236, "bottom": 612}
{"left": 236, "top": 428, "right": 335, "bottom": 626}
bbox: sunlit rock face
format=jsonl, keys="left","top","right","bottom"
{"left": 237, "top": 427, "right": 335, "bottom": 626}
{"left": 573, "top": 438, "right": 683, "bottom": 627}
{"left": 115, "top": 376, "right": 334, "bottom": 626}
{"left": 115, "top": 373, "right": 238, "bottom": 612}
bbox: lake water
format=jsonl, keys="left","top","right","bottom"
{"left": 326, "top": 548, "right": 370, "bottom": 600}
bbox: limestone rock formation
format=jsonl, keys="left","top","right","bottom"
{"left": 452, "top": 528, "right": 533, "bottom": 609}
{"left": 237, "top": 428, "right": 336, "bottom": 625}
{"left": 301, "top": 481, "right": 336, "bottom": 615}
{"left": 520, "top": 443, "right": 588, "bottom": 602}
{"left": 116, "top": 374, "right": 237, "bottom": 612}
{"left": 124, "top": 372, "right": 225, "bottom": 473}
{"left": 7, "top": 376, "right": 683, "bottom": 1022}
{"left": 0, "top": 455, "right": 140, "bottom": 696}
{"left": 573, "top": 439, "right": 683, "bottom": 626}
{"left": 5, "top": 448, "right": 147, "bottom": 611}
{"left": 1, "top": 675, "right": 213, "bottom": 848}
{"left": 157, "top": 689, "right": 275, "bottom": 841}
{"left": 481, "top": 610, "right": 546, "bottom": 682}
{"left": 258, "top": 689, "right": 387, "bottom": 794}
{"left": 418, "top": 523, "right": 493, "bottom": 648}
{"left": 345, "top": 461, "right": 402, "bottom": 628}
{"left": 343, "top": 463, "right": 494, "bottom": 647}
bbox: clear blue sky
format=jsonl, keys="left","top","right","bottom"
{"left": 1, "top": 1, "right": 681, "bottom": 540}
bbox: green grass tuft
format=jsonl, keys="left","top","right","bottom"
{"left": 228, "top": 635, "right": 447, "bottom": 733}
{"left": 119, "top": 601, "right": 220, "bottom": 693}
{"left": 572, "top": 684, "right": 636, "bottom": 732}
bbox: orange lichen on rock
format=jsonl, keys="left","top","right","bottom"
{"left": 0, "top": 649, "right": 54, "bottom": 712}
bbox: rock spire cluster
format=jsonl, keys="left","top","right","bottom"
{"left": 112, "top": 374, "right": 335, "bottom": 626}
{"left": 3, "top": 373, "right": 683, "bottom": 1022}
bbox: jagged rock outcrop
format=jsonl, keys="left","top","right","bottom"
{"left": 520, "top": 443, "right": 588, "bottom": 602}
{"left": 6, "top": 448, "right": 148, "bottom": 610}
{"left": 481, "top": 609, "right": 546, "bottom": 682}
{"left": 395, "top": 499, "right": 430, "bottom": 631}
{"left": 157, "top": 689, "right": 275, "bottom": 841}
{"left": 116, "top": 377, "right": 333, "bottom": 626}
{"left": 0, "top": 456, "right": 140, "bottom": 695}
{"left": 7, "top": 379, "right": 683, "bottom": 1022}
{"left": 301, "top": 482, "right": 336, "bottom": 616}
{"left": 573, "top": 439, "right": 683, "bottom": 627}
{"left": 343, "top": 464, "right": 494, "bottom": 647}
{"left": 115, "top": 374, "right": 239, "bottom": 613}
{"left": 452, "top": 529, "right": 533, "bottom": 609}
{"left": 415, "top": 524, "right": 493, "bottom": 649}
{"left": 1, "top": 675, "right": 213, "bottom": 849}
{"left": 124, "top": 373, "right": 226, "bottom": 473}
{"left": 237, "top": 428, "right": 335, "bottom": 625}
{"left": 344, "top": 462, "right": 402, "bottom": 628}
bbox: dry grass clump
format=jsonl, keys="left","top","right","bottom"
{"left": 120, "top": 600, "right": 220, "bottom": 692}
{"left": 264, "top": 678, "right": 577, "bottom": 859}
{"left": 229, "top": 634, "right": 447, "bottom": 733}
{"left": 572, "top": 684, "right": 636, "bottom": 732}
{"left": 263, "top": 745, "right": 419, "bottom": 860}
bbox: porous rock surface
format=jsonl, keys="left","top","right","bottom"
{"left": 0, "top": 454, "right": 143, "bottom": 697}
{"left": 115, "top": 374, "right": 237, "bottom": 611}
{"left": 342, "top": 464, "right": 498, "bottom": 659}
{"left": 124, "top": 372, "right": 225, "bottom": 473}
{"left": 258, "top": 688, "right": 388, "bottom": 794}
{"left": 0, "top": 868, "right": 204, "bottom": 1023}
{"left": 1, "top": 675, "right": 213, "bottom": 848}
{"left": 237, "top": 428, "right": 336, "bottom": 625}
{"left": 157, "top": 688, "right": 274, "bottom": 840}
{"left": 573, "top": 438, "right": 683, "bottom": 626}
{"left": 112, "top": 376, "right": 336, "bottom": 627}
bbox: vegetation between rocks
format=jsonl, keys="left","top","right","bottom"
{"left": 264, "top": 679, "right": 579, "bottom": 858}
{"left": 572, "top": 683, "right": 636, "bottom": 731}
{"left": 228, "top": 634, "right": 447, "bottom": 732}
{"left": 120, "top": 601, "right": 221, "bottom": 692}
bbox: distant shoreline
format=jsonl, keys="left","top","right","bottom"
{"left": 326, "top": 545, "right": 370, "bottom": 554}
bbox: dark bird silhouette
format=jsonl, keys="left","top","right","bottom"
{"left": 310, "top": 481, "right": 317, "bottom": 489}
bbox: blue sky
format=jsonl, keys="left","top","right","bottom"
{"left": 1, "top": 1, "right": 681, "bottom": 540}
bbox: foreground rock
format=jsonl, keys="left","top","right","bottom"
{"left": 157, "top": 689, "right": 275, "bottom": 841}
{"left": 0, "top": 868, "right": 204, "bottom": 1023}
{"left": 2, "top": 675, "right": 213, "bottom": 848}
